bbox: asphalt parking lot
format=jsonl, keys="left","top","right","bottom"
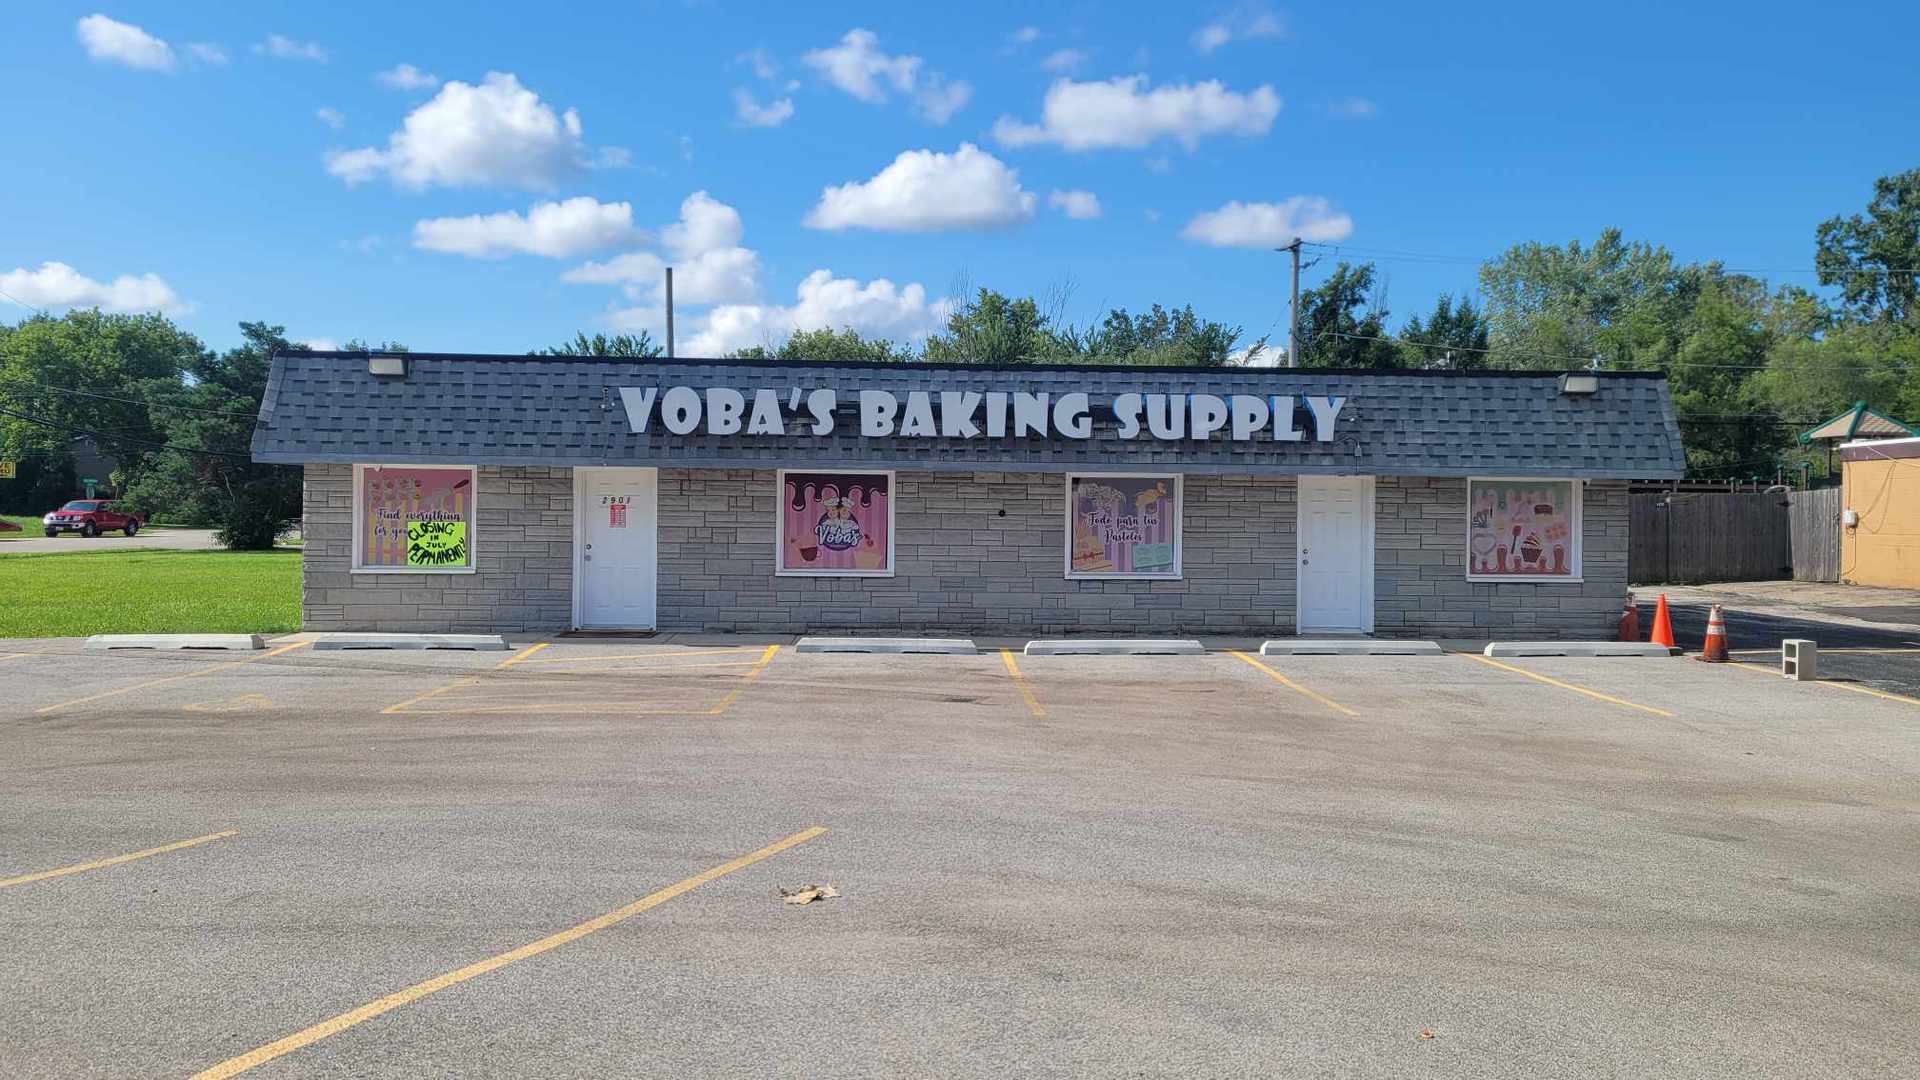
{"left": 3, "top": 637, "right": 1919, "bottom": 1078}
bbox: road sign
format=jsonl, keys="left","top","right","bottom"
{"left": 0, "top": 461, "right": 14, "bottom": 479}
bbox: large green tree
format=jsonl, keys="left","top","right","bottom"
{"left": 536, "top": 331, "right": 661, "bottom": 357}
{"left": 1816, "top": 168, "right": 1920, "bottom": 325}
{"left": 1395, "top": 294, "right": 1489, "bottom": 369}
{"left": 727, "top": 327, "right": 914, "bottom": 363}
{"left": 922, "top": 289, "right": 1071, "bottom": 365}
{"left": 1294, "top": 262, "right": 1398, "bottom": 368}
{"left": 1060, "top": 304, "right": 1243, "bottom": 366}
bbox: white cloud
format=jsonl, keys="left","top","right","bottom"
{"left": 1048, "top": 189, "right": 1103, "bottom": 220}
{"left": 376, "top": 63, "right": 440, "bottom": 91}
{"left": 256, "top": 34, "right": 327, "bottom": 62}
{"left": 1040, "top": 48, "right": 1087, "bottom": 74}
{"left": 733, "top": 88, "right": 795, "bottom": 127}
{"left": 1328, "top": 96, "right": 1377, "bottom": 118}
{"left": 563, "top": 192, "right": 759, "bottom": 306}
{"left": 1179, "top": 197, "right": 1353, "bottom": 247}
{"left": 185, "top": 42, "right": 227, "bottom": 66}
{"left": 592, "top": 146, "right": 633, "bottom": 168}
{"left": 325, "top": 72, "right": 588, "bottom": 191}
{"left": 299, "top": 336, "right": 341, "bottom": 351}
{"left": 805, "top": 144, "right": 1036, "bottom": 233}
{"left": 315, "top": 106, "right": 345, "bottom": 129}
{"left": 1230, "top": 340, "right": 1281, "bottom": 366}
{"left": 992, "top": 75, "right": 1280, "bottom": 151}
{"left": 75, "top": 15, "right": 174, "bottom": 72}
{"left": 684, "top": 270, "right": 952, "bottom": 356}
{"left": 1191, "top": 4, "right": 1285, "bottom": 53}
{"left": 0, "top": 261, "right": 186, "bottom": 314}
{"left": 803, "top": 29, "right": 970, "bottom": 124}
{"left": 737, "top": 47, "right": 780, "bottom": 81}
{"left": 803, "top": 29, "right": 919, "bottom": 103}
{"left": 1007, "top": 26, "right": 1041, "bottom": 48}
{"left": 413, "top": 197, "right": 643, "bottom": 259}
{"left": 915, "top": 76, "right": 972, "bottom": 125}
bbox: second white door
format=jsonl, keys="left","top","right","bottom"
{"left": 1296, "top": 475, "right": 1374, "bottom": 633}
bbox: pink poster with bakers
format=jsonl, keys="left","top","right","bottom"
{"left": 1467, "top": 480, "right": 1576, "bottom": 577}
{"left": 780, "top": 471, "right": 892, "bottom": 574}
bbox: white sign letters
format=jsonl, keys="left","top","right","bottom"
{"left": 619, "top": 386, "right": 1347, "bottom": 443}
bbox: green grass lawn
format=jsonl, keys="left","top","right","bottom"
{"left": 0, "top": 514, "right": 43, "bottom": 539}
{"left": 0, "top": 548, "right": 300, "bottom": 636}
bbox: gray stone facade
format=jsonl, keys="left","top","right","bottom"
{"left": 658, "top": 469, "right": 1297, "bottom": 634}
{"left": 1373, "top": 477, "right": 1628, "bottom": 638}
{"left": 299, "top": 465, "right": 1627, "bottom": 639}
{"left": 300, "top": 463, "right": 572, "bottom": 633}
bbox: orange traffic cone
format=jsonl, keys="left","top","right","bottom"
{"left": 1617, "top": 594, "right": 1640, "bottom": 642}
{"left": 1696, "top": 604, "right": 1728, "bottom": 662}
{"left": 1649, "top": 593, "right": 1676, "bottom": 652}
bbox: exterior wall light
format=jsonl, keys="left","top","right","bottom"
{"left": 368, "top": 353, "right": 407, "bottom": 377}
{"left": 1558, "top": 373, "right": 1599, "bottom": 395}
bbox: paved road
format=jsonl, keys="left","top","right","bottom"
{"left": 0, "top": 528, "right": 221, "bottom": 554}
{"left": 1, "top": 640, "right": 1917, "bottom": 1078}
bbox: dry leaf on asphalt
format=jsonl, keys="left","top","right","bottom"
{"left": 779, "top": 883, "right": 841, "bottom": 906}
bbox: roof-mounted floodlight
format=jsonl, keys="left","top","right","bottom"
{"left": 368, "top": 353, "right": 407, "bottom": 377}
{"left": 1558, "top": 373, "right": 1599, "bottom": 395}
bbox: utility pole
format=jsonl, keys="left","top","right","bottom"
{"left": 1280, "top": 237, "right": 1303, "bottom": 367}
{"left": 665, "top": 266, "right": 676, "bottom": 358}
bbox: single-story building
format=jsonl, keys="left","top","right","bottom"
{"left": 1839, "top": 435, "right": 1920, "bottom": 589}
{"left": 251, "top": 351, "right": 1686, "bottom": 638}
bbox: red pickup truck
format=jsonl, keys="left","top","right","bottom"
{"left": 42, "top": 500, "right": 145, "bottom": 538}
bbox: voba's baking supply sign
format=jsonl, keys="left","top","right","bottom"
{"left": 619, "top": 387, "right": 1347, "bottom": 442}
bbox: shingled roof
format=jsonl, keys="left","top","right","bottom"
{"left": 251, "top": 351, "right": 1686, "bottom": 479}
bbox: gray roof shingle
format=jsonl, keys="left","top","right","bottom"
{"left": 251, "top": 352, "right": 1686, "bottom": 479}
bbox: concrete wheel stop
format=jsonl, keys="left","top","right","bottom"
{"left": 312, "top": 633, "right": 510, "bottom": 651}
{"left": 1483, "top": 642, "right": 1678, "bottom": 658}
{"left": 1024, "top": 639, "right": 1205, "bottom": 656}
{"left": 1259, "top": 639, "right": 1442, "bottom": 656}
{"left": 87, "top": 634, "right": 265, "bottom": 651}
{"left": 796, "top": 637, "right": 977, "bottom": 655}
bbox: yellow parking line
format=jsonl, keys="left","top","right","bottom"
{"left": 0, "top": 830, "right": 237, "bottom": 889}
{"left": 0, "top": 653, "right": 30, "bottom": 663}
{"left": 705, "top": 644, "right": 781, "bottom": 716}
{"left": 1726, "top": 659, "right": 1920, "bottom": 707}
{"left": 519, "top": 647, "right": 763, "bottom": 666}
{"left": 999, "top": 648, "right": 1046, "bottom": 718}
{"left": 1228, "top": 651, "right": 1359, "bottom": 717}
{"left": 188, "top": 825, "right": 829, "bottom": 1080}
{"left": 521, "top": 658, "right": 766, "bottom": 675}
{"left": 33, "top": 642, "right": 310, "bottom": 715}
{"left": 494, "top": 642, "right": 551, "bottom": 669}
{"left": 1466, "top": 654, "right": 1676, "bottom": 718}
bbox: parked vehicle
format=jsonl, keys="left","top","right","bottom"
{"left": 42, "top": 500, "right": 144, "bottom": 537}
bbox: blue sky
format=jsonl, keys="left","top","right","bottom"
{"left": 5, "top": 2, "right": 1917, "bottom": 357}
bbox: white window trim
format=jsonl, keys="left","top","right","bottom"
{"left": 774, "top": 468, "right": 896, "bottom": 578}
{"left": 1063, "top": 473, "right": 1184, "bottom": 581}
{"left": 1465, "top": 476, "right": 1583, "bottom": 583}
{"left": 352, "top": 463, "right": 479, "bottom": 575}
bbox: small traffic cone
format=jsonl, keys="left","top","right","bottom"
{"left": 1617, "top": 594, "right": 1640, "bottom": 642}
{"left": 1649, "top": 593, "right": 1676, "bottom": 652}
{"left": 1696, "top": 604, "right": 1728, "bottom": 662}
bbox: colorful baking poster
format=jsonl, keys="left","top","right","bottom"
{"left": 1468, "top": 480, "right": 1576, "bottom": 577}
{"left": 361, "top": 466, "right": 474, "bottom": 569}
{"left": 780, "top": 471, "right": 891, "bottom": 574}
{"left": 1069, "top": 475, "right": 1179, "bottom": 576}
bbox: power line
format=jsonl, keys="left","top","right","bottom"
{"left": 0, "top": 380, "right": 263, "bottom": 419}
{"left": 1318, "top": 329, "right": 1915, "bottom": 372}
{"left": 0, "top": 405, "right": 255, "bottom": 462}
{"left": 1304, "top": 240, "right": 1920, "bottom": 276}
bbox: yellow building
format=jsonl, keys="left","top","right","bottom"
{"left": 1841, "top": 436, "right": 1920, "bottom": 588}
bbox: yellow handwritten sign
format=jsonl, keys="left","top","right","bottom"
{"left": 406, "top": 520, "right": 467, "bottom": 567}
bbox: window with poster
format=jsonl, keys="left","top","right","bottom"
{"left": 353, "top": 464, "right": 477, "bottom": 573}
{"left": 776, "top": 469, "right": 894, "bottom": 576}
{"left": 1065, "top": 474, "right": 1182, "bottom": 579}
{"left": 1466, "top": 478, "right": 1581, "bottom": 581}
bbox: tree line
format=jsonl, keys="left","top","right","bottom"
{"left": 2, "top": 169, "right": 1914, "bottom": 545}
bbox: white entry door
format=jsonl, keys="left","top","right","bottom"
{"left": 1296, "top": 475, "right": 1375, "bottom": 634}
{"left": 575, "top": 468, "right": 658, "bottom": 629}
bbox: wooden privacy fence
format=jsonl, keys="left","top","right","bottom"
{"left": 1788, "top": 487, "right": 1841, "bottom": 582}
{"left": 1629, "top": 492, "right": 1792, "bottom": 584}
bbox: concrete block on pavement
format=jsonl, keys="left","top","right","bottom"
{"left": 1024, "top": 639, "right": 1205, "bottom": 656}
{"left": 797, "top": 637, "right": 977, "bottom": 655}
{"left": 312, "top": 633, "right": 510, "bottom": 651}
{"left": 1260, "top": 639, "right": 1443, "bottom": 656}
{"left": 1484, "top": 641, "right": 1676, "bottom": 658}
{"left": 86, "top": 634, "right": 265, "bottom": 651}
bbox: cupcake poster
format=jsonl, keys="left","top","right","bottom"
{"left": 1468, "top": 481, "right": 1573, "bottom": 577}
{"left": 780, "top": 471, "right": 892, "bottom": 574}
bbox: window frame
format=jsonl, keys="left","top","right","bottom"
{"left": 1063, "top": 472, "right": 1185, "bottom": 581}
{"left": 352, "top": 463, "right": 479, "bottom": 575}
{"left": 774, "top": 468, "right": 897, "bottom": 578}
{"left": 1464, "top": 476, "right": 1583, "bottom": 583}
